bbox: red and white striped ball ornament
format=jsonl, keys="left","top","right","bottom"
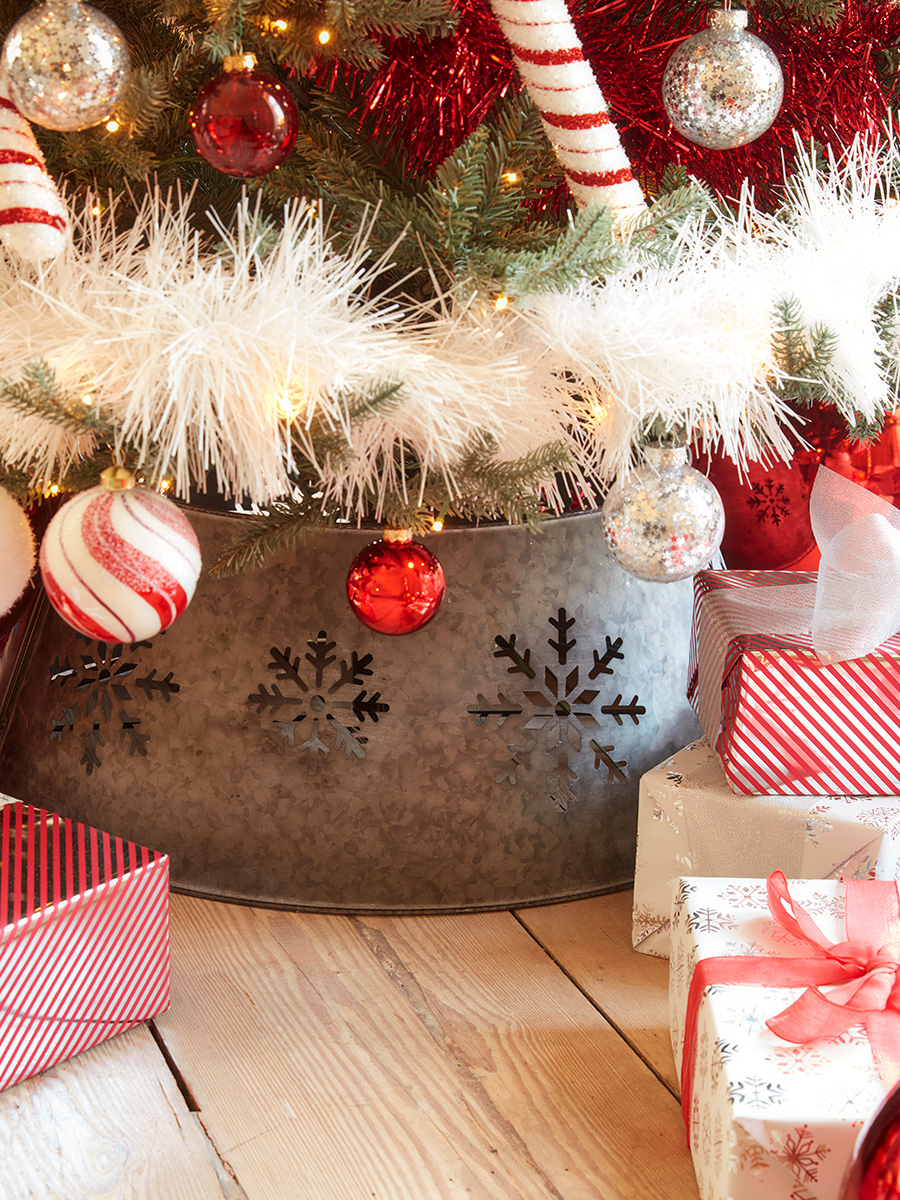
{"left": 0, "top": 72, "right": 68, "bottom": 261}
{"left": 0, "top": 485, "right": 36, "bottom": 617}
{"left": 39, "top": 467, "right": 201, "bottom": 643}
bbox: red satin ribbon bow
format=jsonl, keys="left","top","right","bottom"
{"left": 680, "top": 871, "right": 900, "bottom": 1138}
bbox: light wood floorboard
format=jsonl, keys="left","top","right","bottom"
{"left": 516, "top": 890, "right": 677, "bottom": 1092}
{"left": 0, "top": 1024, "right": 233, "bottom": 1200}
{"left": 0, "top": 890, "right": 698, "bottom": 1200}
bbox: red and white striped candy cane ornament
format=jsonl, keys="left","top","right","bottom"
{"left": 487, "top": 0, "right": 647, "bottom": 221}
{"left": 0, "top": 73, "right": 68, "bottom": 261}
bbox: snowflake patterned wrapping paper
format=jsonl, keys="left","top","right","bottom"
{"left": 632, "top": 739, "right": 900, "bottom": 959}
{"left": 0, "top": 795, "right": 170, "bottom": 1090}
{"left": 670, "top": 876, "right": 897, "bottom": 1200}
{"left": 688, "top": 570, "right": 900, "bottom": 795}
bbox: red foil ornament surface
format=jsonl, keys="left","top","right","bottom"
{"left": 840, "top": 1078, "right": 900, "bottom": 1200}
{"left": 861, "top": 1115, "right": 900, "bottom": 1200}
{"left": 346, "top": 534, "right": 446, "bottom": 635}
{"left": 189, "top": 56, "right": 298, "bottom": 178}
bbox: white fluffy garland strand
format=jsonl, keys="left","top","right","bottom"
{"left": 745, "top": 135, "right": 900, "bottom": 424}
{"left": 0, "top": 135, "right": 899, "bottom": 511}
{"left": 525, "top": 209, "right": 797, "bottom": 483}
{"left": 0, "top": 191, "right": 563, "bottom": 506}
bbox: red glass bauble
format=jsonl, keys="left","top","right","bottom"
{"left": 346, "top": 535, "right": 446, "bottom": 635}
{"left": 840, "top": 1081, "right": 900, "bottom": 1200}
{"left": 860, "top": 1113, "right": 900, "bottom": 1200}
{"left": 189, "top": 63, "right": 299, "bottom": 178}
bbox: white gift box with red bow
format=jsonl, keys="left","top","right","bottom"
{"left": 632, "top": 740, "right": 900, "bottom": 959}
{"left": 670, "top": 874, "right": 900, "bottom": 1200}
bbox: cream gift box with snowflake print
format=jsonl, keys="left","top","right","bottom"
{"left": 669, "top": 876, "right": 898, "bottom": 1200}
{"left": 632, "top": 740, "right": 900, "bottom": 959}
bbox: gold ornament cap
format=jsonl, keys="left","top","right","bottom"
{"left": 224, "top": 52, "right": 258, "bottom": 72}
{"left": 100, "top": 465, "right": 136, "bottom": 491}
{"left": 383, "top": 527, "right": 413, "bottom": 544}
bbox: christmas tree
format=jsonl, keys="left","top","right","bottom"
{"left": 0, "top": 0, "right": 899, "bottom": 581}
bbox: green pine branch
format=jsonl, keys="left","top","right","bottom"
{"left": 755, "top": 0, "right": 843, "bottom": 25}
{"left": 433, "top": 436, "right": 572, "bottom": 528}
{"left": 211, "top": 432, "right": 573, "bottom": 576}
{"left": 0, "top": 362, "right": 119, "bottom": 441}
{"left": 209, "top": 493, "right": 338, "bottom": 577}
{"left": 0, "top": 362, "right": 166, "bottom": 493}
{"left": 770, "top": 296, "right": 838, "bottom": 401}
{"left": 770, "top": 296, "right": 891, "bottom": 439}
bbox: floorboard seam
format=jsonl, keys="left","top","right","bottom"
{"left": 349, "top": 914, "right": 567, "bottom": 1200}
{"left": 148, "top": 1019, "right": 200, "bottom": 1111}
{"left": 509, "top": 911, "right": 680, "bottom": 1102}
{"left": 148, "top": 1020, "right": 252, "bottom": 1199}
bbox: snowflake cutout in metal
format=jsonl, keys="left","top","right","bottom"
{"left": 248, "top": 631, "right": 389, "bottom": 775}
{"left": 746, "top": 478, "right": 791, "bottom": 525}
{"left": 467, "top": 607, "right": 645, "bottom": 810}
{"left": 49, "top": 636, "right": 180, "bottom": 775}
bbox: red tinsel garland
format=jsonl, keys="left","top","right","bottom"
{"left": 313, "top": 0, "right": 900, "bottom": 206}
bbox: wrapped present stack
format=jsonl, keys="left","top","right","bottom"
{"left": 633, "top": 466, "right": 900, "bottom": 959}
{"left": 631, "top": 466, "right": 900, "bottom": 1200}
{"left": 670, "top": 871, "right": 900, "bottom": 1200}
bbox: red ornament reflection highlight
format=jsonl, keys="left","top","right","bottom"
{"left": 189, "top": 67, "right": 299, "bottom": 178}
{"left": 860, "top": 1113, "right": 900, "bottom": 1200}
{"left": 346, "top": 537, "right": 445, "bottom": 635}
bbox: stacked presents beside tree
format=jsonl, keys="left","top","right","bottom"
{"left": 633, "top": 462, "right": 900, "bottom": 1199}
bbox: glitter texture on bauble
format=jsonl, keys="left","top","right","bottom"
{"left": 661, "top": 8, "right": 783, "bottom": 150}
{"left": 601, "top": 445, "right": 725, "bottom": 583}
{"left": 1, "top": 0, "right": 130, "bottom": 131}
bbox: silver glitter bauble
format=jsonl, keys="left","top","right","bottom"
{"left": 661, "top": 8, "right": 783, "bottom": 150}
{"left": 2, "top": 0, "right": 130, "bottom": 132}
{"left": 601, "top": 445, "right": 725, "bottom": 583}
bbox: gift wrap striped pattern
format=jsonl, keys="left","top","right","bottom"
{"left": 688, "top": 570, "right": 900, "bottom": 796}
{"left": 0, "top": 799, "right": 170, "bottom": 1091}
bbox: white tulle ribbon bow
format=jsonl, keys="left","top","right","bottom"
{"left": 808, "top": 466, "right": 900, "bottom": 663}
{"left": 711, "top": 466, "right": 900, "bottom": 666}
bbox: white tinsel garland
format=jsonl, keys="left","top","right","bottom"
{"left": 0, "top": 135, "right": 898, "bottom": 512}
{"left": 0, "top": 192, "right": 573, "bottom": 507}
{"left": 744, "top": 135, "right": 900, "bottom": 424}
{"left": 523, "top": 210, "right": 796, "bottom": 483}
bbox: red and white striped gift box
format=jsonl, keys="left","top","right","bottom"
{"left": 687, "top": 570, "right": 900, "bottom": 795}
{"left": 0, "top": 798, "right": 169, "bottom": 1090}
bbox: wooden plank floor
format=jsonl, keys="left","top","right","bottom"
{"left": 0, "top": 890, "right": 699, "bottom": 1200}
